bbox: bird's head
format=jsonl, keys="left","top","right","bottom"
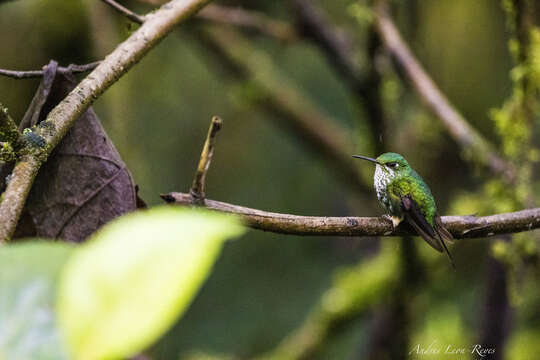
{"left": 353, "top": 152, "right": 411, "bottom": 177}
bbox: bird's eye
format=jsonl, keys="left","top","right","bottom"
{"left": 387, "top": 162, "right": 398, "bottom": 168}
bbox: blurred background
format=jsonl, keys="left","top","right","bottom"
{"left": 0, "top": 0, "right": 539, "bottom": 359}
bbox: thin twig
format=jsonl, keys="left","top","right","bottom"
{"left": 0, "top": 0, "right": 211, "bottom": 242}
{"left": 374, "top": 1, "right": 515, "bottom": 184}
{"left": 198, "top": 5, "right": 298, "bottom": 42}
{"left": 100, "top": 0, "right": 146, "bottom": 24}
{"left": 0, "top": 61, "right": 101, "bottom": 80}
{"left": 190, "top": 116, "right": 222, "bottom": 204}
{"left": 162, "top": 192, "right": 540, "bottom": 239}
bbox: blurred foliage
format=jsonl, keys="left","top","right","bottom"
{"left": 58, "top": 207, "right": 244, "bottom": 359}
{"left": 1, "top": 0, "right": 540, "bottom": 359}
{"left": 0, "top": 242, "right": 73, "bottom": 360}
{"left": 0, "top": 207, "right": 243, "bottom": 360}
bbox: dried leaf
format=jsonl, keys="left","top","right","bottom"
{"left": 14, "top": 61, "right": 137, "bottom": 242}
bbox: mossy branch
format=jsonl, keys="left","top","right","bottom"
{"left": 0, "top": 0, "right": 212, "bottom": 242}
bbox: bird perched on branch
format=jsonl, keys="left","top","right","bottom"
{"left": 353, "top": 152, "right": 455, "bottom": 268}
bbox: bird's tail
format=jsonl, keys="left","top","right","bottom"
{"left": 434, "top": 216, "right": 455, "bottom": 270}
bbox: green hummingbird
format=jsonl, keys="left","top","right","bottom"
{"left": 353, "top": 152, "right": 455, "bottom": 268}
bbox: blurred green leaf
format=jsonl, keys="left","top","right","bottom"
{"left": 0, "top": 242, "right": 74, "bottom": 360}
{"left": 57, "top": 207, "right": 245, "bottom": 360}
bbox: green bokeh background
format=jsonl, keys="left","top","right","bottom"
{"left": 1, "top": 0, "right": 538, "bottom": 359}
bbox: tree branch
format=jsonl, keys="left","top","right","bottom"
{"left": 0, "top": 0, "right": 212, "bottom": 242}
{"left": 374, "top": 2, "right": 515, "bottom": 183}
{"left": 162, "top": 192, "right": 540, "bottom": 239}
{"left": 190, "top": 116, "right": 222, "bottom": 204}
{"left": 0, "top": 61, "right": 101, "bottom": 80}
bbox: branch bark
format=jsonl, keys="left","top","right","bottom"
{"left": 374, "top": 2, "right": 515, "bottom": 184}
{"left": 162, "top": 192, "right": 540, "bottom": 239}
{"left": 0, "top": 0, "right": 212, "bottom": 242}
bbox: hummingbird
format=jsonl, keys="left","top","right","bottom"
{"left": 353, "top": 152, "right": 455, "bottom": 268}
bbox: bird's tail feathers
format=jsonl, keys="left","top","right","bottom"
{"left": 434, "top": 219, "right": 456, "bottom": 270}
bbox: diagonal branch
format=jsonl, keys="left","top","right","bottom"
{"left": 162, "top": 191, "right": 540, "bottom": 239}
{"left": 0, "top": 0, "right": 212, "bottom": 242}
{"left": 374, "top": 2, "right": 515, "bottom": 184}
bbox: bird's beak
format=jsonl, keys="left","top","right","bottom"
{"left": 352, "top": 155, "right": 379, "bottom": 165}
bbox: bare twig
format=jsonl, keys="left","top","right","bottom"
{"left": 198, "top": 5, "right": 298, "bottom": 42}
{"left": 162, "top": 192, "right": 540, "bottom": 239}
{"left": 100, "top": 0, "right": 146, "bottom": 24}
{"left": 190, "top": 116, "right": 222, "bottom": 204}
{"left": 0, "top": 61, "right": 101, "bottom": 80}
{"left": 374, "top": 2, "right": 515, "bottom": 183}
{"left": 0, "top": 0, "right": 211, "bottom": 242}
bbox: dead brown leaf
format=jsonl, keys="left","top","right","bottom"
{"left": 14, "top": 61, "right": 137, "bottom": 242}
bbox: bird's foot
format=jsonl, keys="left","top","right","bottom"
{"left": 382, "top": 214, "right": 403, "bottom": 229}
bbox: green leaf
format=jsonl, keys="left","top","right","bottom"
{"left": 0, "top": 242, "right": 74, "bottom": 360}
{"left": 57, "top": 206, "right": 245, "bottom": 360}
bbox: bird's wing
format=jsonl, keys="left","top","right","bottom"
{"left": 400, "top": 195, "right": 442, "bottom": 252}
{"left": 400, "top": 196, "right": 456, "bottom": 269}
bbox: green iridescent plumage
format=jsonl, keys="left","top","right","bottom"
{"left": 353, "top": 152, "right": 455, "bottom": 268}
